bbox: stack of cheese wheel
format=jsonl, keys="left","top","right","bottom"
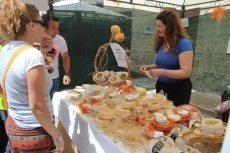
{"left": 173, "top": 145, "right": 201, "bottom": 153}
{"left": 118, "top": 80, "right": 135, "bottom": 95}
{"left": 149, "top": 136, "right": 176, "bottom": 153}
{"left": 114, "top": 104, "right": 131, "bottom": 118}
{"left": 151, "top": 117, "right": 174, "bottom": 132}
{"left": 65, "top": 90, "right": 83, "bottom": 104}
{"left": 121, "top": 94, "right": 137, "bottom": 110}
{"left": 94, "top": 107, "right": 115, "bottom": 128}
{"left": 133, "top": 105, "right": 144, "bottom": 114}
{"left": 143, "top": 123, "right": 155, "bottom": 139}
{"left": 166, "top": 100, "right": 174, "bottom": 109}
{"left": 78, "top": 103, "right": 93, "bottom": 113}
{"left": 174, "top": 108, "right": 192, "bottom": 124}
{"left": 136, "top": 94, "right": 147, "bottom": 106}
{"left": 165, "top": 110, "right": 181, "bottom": 123}
{"left": 90, "top": 93, "right": 106, "bottom": 104}
{"left": 168, "top": 124, "right": 189, "bottom": 147}
{"left": 189, "top": 112, "right": 202, "bottom": 130}
{"left": 146, "top": 94, "right": 161, "bottom": 112}
{"left": 146, "top": 93, "right": 168, "bottom": 112}
{"left": 177, "top": 104, "right": 198, "bottom": 113}
{"left": 136, "top": 114, "right": 153, "bottom": 127}
{"left": 85, "top": 85, "right": 105, "bottom": 104}
{"left": 92, "top": 102, "right": 107, "bottom": 112}
{"left": 106, "top": 91, "right": 121, "bottom": 107}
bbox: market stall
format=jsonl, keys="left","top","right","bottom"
{"left": 52, "top": 81, "right": 226, "bottom": 153}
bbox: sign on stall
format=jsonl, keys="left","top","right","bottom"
{"left": 110, "top": 43, "right": 128, "bottom": 68}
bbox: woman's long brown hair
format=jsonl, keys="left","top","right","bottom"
{"left": 154, "top": 8, "right": 192, "bottom": 53}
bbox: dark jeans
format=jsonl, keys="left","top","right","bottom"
{"left": 156, "top": 78, "right": 192, "bottom": 106}
{"left": 0, "top": 110, "right": 10, "bottom": 153}
{"left": 49, "top": 78, "right": 59, "bottom": 100}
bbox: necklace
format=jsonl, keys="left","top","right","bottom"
{"left": 163, "top": 46, "right": 170, "bottom": 53}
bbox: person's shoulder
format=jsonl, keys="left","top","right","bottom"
{"left": 179, "top": 37, "right": 191, "bottom": 44}
{"left": 22, "top": 47, "right": 43, "bottom": 58}
{"left": 54, "top": 34, "right": 66, "bottom": 42}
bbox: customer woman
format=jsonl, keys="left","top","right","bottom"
{"left": 0, "top": 0, "right": 64, "bottom": 152}
{"left": 139, "top": 8, "right": 193, "bottom": 106}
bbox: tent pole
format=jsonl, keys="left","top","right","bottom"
{"left": 48, "top": 0, "right": 54, "bottom": 16}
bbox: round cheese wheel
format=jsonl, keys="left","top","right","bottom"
{"left": 94, "top": 116, "right": 110, "bottom": 128}
{"left": 143, "top": 125, "right": 155, "bottom": 139}
{"left": 94, "top": 72, "right": 106, "bottom": 82}
{"left": 167, "top": 113, "right": 181, "bottom": 122}
{"left": 149, "top": 136, "right": 176, "bottom": 153}
{"left": 178, "top": 104, "right": 198, "bottom": 113}
{"left": 166, "top": 100, "right": 174, "bottom": 109}
{"left": 151, "top": 118, "right": 174, "bottom": 132}
{"left": 156, "top": 115, "right": 167, "bottom": 124}
{"left": 135, "top": 87, "right": 147, "bottom": 96}
{"left": 160, "top": 96, "right": 168, "bottom": 108}
{"left": 141, "top": 108, "right": 150, "bottom": 115}
{"left": 174, "top": 137, "right": 188, "bottom": 147}
{"left": 133, "top": 105, "right": 143, "bottom": 114}
{"left": 201, "top": 118, "right": 224, "bottom": 134}
{"left": 93, "top": 102, "right": 107, "bottom": 112}
{"left": 168, "top": 124, "right": 189, "bottom": 147}
{"left": 136, "top": 96, "right": 146, "bottom": 106}
{"left": 106, "top": 97, "right": 119, "bottom": 105}
{"left": 111, "top": 116, "right": 124, "bottom": 125}
{"left": 98, "top": 108, "right": 115, "bottom": 120}
{"left": 109, "top": 75, "right": 121, "bottom": 85}
{"left": 148, "top": 101, "right": 160, "bottom": 112}
{"left": 121, "top": 100, "right": 136, "bottom": 110}
{"left": 173, "top": 145, "right": 201, "bottom": 153}
{"left": 88, "top": 85, "right": 102, "bottom": 93}
{"left": 114, "top": 105, "right": 131, "bottom": 118}
{"left": 126, "top": 80, "right": 132, "bottom": 86}
{"left": 175, "top": 109, "right": 191, "bottom": 123}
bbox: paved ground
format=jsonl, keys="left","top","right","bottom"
{"left": 190, "top": 91, "right": 220, "bottom": 118}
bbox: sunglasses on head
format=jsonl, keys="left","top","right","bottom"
{"left": 29, "top": 20, "right": 45, "bottom": 27}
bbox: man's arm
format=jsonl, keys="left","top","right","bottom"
{"left": 60, "top": 51, "right": 70, "bottom": 73}
{"left": 60, "top": 51, "right": 71, "bottom": 85}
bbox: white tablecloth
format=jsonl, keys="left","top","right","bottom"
{"left": 52, "top": 91, "right": 130, "bottom": 153}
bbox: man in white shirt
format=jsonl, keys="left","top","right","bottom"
{"left": 42, "top": 14, "right": 71, "bottom": 99}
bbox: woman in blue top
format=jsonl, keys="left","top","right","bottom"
{"left": 139, "top": 8, "right": 193, "bottom": 106}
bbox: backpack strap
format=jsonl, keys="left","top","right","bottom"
{"left": 1, "top": 45, "right": 31, "bottom": 110}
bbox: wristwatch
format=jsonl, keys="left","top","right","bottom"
{"left": 64, "top": 72, "right": 71, "bottom": 78}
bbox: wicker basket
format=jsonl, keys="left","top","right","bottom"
{"left": 183, "top": 130, "right": 224, "bottom": 146}
{"left": 92, "top": 42, "right": 131, "bottom": 87}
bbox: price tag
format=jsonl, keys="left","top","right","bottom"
{"left": 154, "top": 131, "right": 164, "bottom": 138}
{"left": 179, "top": 110, "right": 189, "bottom": 115}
